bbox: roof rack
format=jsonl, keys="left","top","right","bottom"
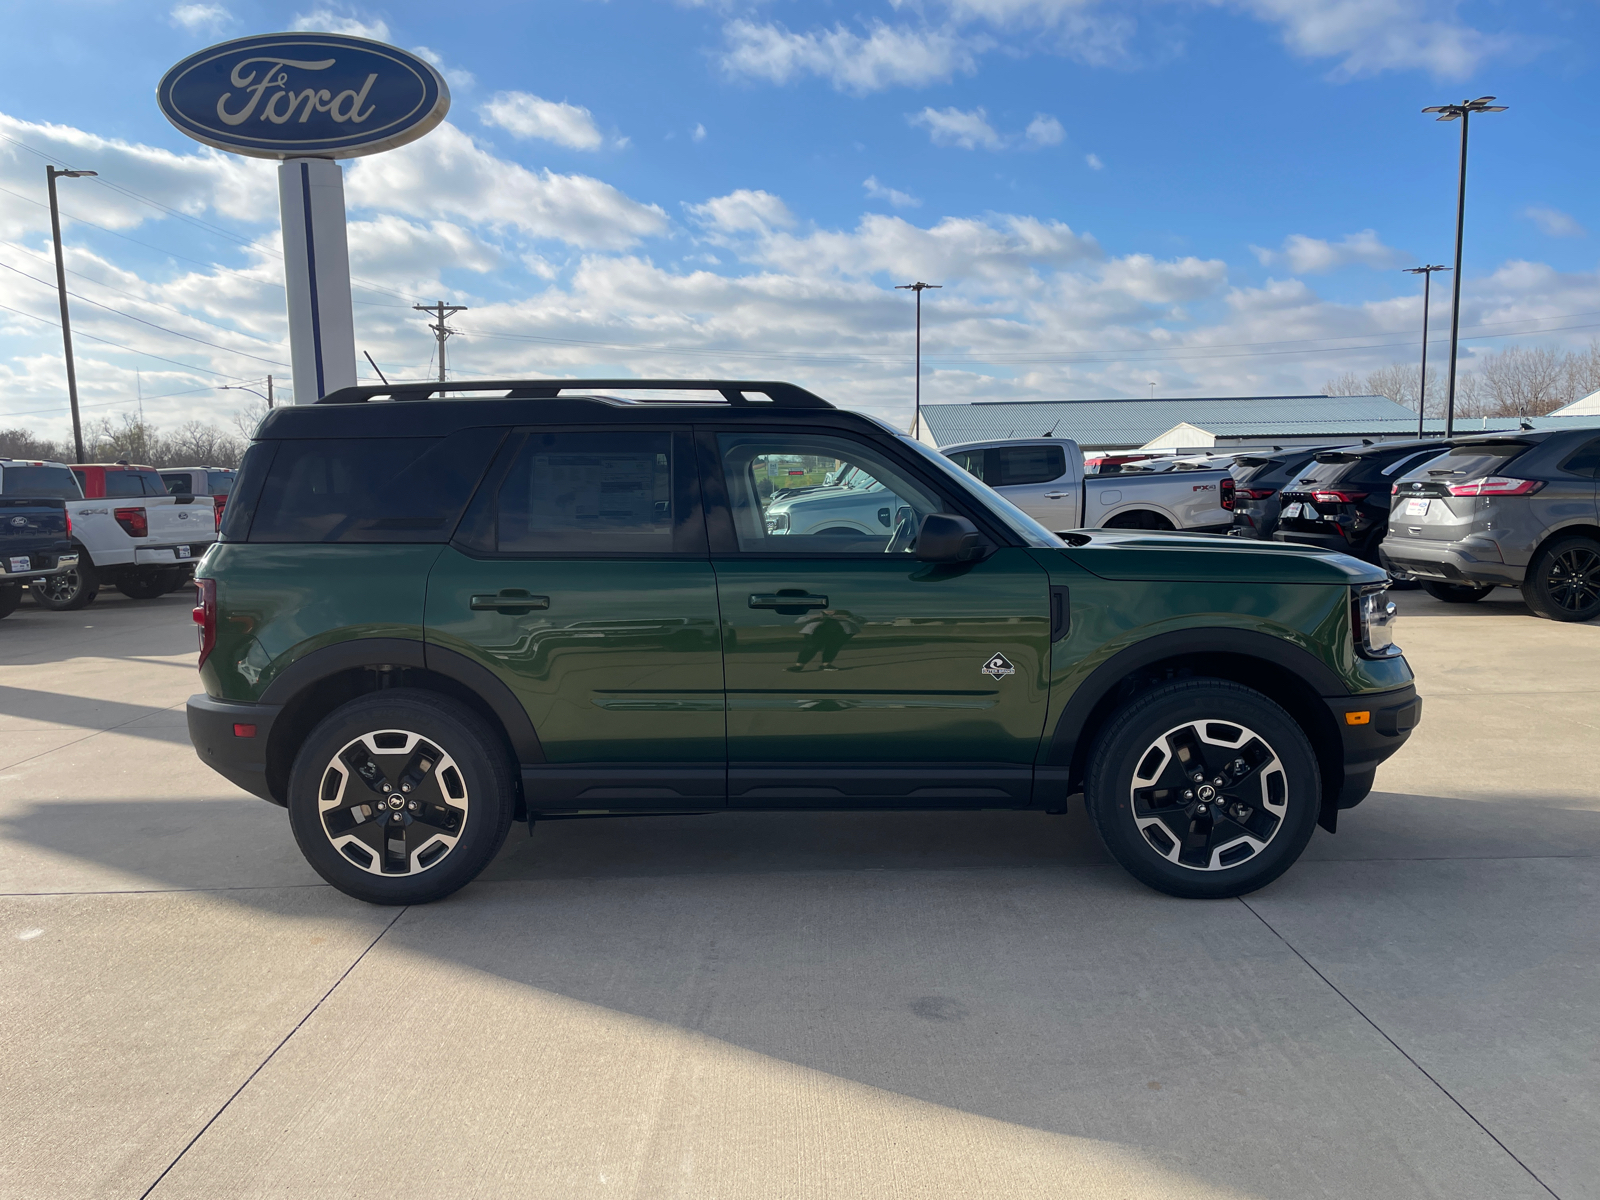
{"left": 315, "top": 379, "right": 833, "bottom": 409}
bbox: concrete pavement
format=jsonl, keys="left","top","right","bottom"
{"left": 1, "top": 586, "right": 1594, "bottom": 1199}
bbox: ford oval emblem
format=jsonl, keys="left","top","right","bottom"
{"left": 8, "top": 516, "right": 25, "bottom": 527}
{"left": 157, "top": 33, "right": 449, "bottom": 160}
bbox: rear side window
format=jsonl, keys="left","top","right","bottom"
{"left": 163, "top": 473, "right": 193, "bottom": 495}
{"left": 246, "top": 430, "right": 503, "bottom": 543}
{"left": 1558, "top": 437, "right": 1600, "bottom": 478}
{"left": 494, "top": 432, "right": 675, "bottom": 554}
{"left": 105, "top": 471, "right": 146, "bottom": 498}
{"left": 207, "top": 471, "right": 235, "bottom": 494}
{"left": 1, "top": 465, "right": 82, "bottom": 499}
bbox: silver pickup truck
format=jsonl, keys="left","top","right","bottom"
{"left": 764, "top": 437, "right": 1232, "bottom": 538}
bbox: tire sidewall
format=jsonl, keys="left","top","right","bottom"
{"left": 287, "top": 690, "right": 515, "bottom": 905}
{"left": 32, "top": 561, "right": 98, "bottom": 610}
{"left": 1086, "top": 679, "right": 1321, "bottom": 899}
{"left": 1524, "top": 536, "right": 1600, "bottom": 622}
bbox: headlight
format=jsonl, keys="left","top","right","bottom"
{"left": 764, "top": 511, "right": 790, "bottom": 534}
{"left": 1353, "top": 583, "right": 1400, "bottom": 659}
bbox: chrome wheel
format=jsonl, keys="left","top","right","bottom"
{"left": 317, "top": 729, "right": 469, "bottom": 876}
{"left": 1128, "top": 718, "right": 1289, "bottom": 872}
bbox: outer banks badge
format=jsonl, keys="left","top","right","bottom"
{"left": 981, "top": 653, "right": 1016, "bottom": 680}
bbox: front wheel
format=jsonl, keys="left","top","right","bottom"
{"left": 1422, "top": 580, "right": 1495, "bottom": 603}
{"left": 31, "top": 561, "right": 98, "bottom": 610}
{"left": 287, "top": 689, "right": 516, "bottom": 905}
{"left": 1085, "top": 679, "right": 1321, "bottom": 899}
{"left": 1522, "top": 536, "right": 1600, "bottom": 622}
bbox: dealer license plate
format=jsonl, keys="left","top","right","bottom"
{"left": 175, "top": 545, "right": 192, "bottom": 560}
{"left": 1404, "top": 497, "right": 1430, "bottom": 517}
{"left": 1280, "top": 503, "right": 1302, "bottom": 520}
{"left": 7, "top": 556, "right": 29, "bottom": 573}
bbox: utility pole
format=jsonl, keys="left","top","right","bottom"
{"left": 894, "top": 282, "right": 940, "bottom": 441}
{"left": 46, "top": 165, "right": 98, "bottom": 463}
{"left": 1403, "top": 265, "right": 1450, "bottom": 438}
{"left": 1422, "top": 96, "right": 1507, "bottom": 438}
{"left": 266, "top": 374, "right": 273, "bottom": 409}
{"left": 414, "top": 301, "right": 467, "bottom": 383}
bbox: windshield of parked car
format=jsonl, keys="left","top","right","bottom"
{"left": 898, "top": 436, "right": 1065, "bottom": 547}
{"left": 1, "top": 464, "right": 82, "bottom": 499}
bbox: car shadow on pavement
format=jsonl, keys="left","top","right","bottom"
{"left": 0, "top": 684, "right": 191, "bottom": 744}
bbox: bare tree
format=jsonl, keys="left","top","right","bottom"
{"left": 1480, "top": 345, "right": 1569, "bottom": 417}
{"left": 0, "top": 428, "right": 72, "bottom": 461}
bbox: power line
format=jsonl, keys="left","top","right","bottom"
{"left": 0, "top": 300, "right": 251, "bottom": 379}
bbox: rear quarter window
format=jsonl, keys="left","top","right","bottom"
{"left": 245, "top": 429, "right": 504, "bottom": 543}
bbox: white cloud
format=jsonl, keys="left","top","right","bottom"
{"left": 1523, "top": 206, "right": 1585, "bottom": 239}
{"left": 345, "top": 122, "right": 666, "bottom": 249}
{"left": 289, "top": 7, "right": 390, "bottom": 41}
{"left": 720, "top": 19, "right": 982, "bottom": 93}
{"left": 686, "top": 189, "right": 795, "bottom": 234}
{"left": 411, "top": 45, "right": 475, "bottom": 91}
{"left": 909, "top": 106, "right": 1003, "bottom": 150}
{"left": 692, "top": 123, "right": 708, "bottom": 143}
{"left": 864, "top": 176, "right": 921, "bottom": 209}
{"left": 1085, "top": 152, "right": 1104, "bottom": 170}
{"left": 169, "top": 3, "right": 229, "bottom": 33}
{"left": 478, "top": 92, "right": 604, "bottom": 150}
{"left": 1025, "top": 113, "right": 1065, "bottom": 146}
{"left": 1255, "top": 230, "right": 1406, "bottom": 273}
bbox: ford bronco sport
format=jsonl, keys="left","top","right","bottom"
{"left": 186, "top": 380, "right": 1421, "bottom": 905}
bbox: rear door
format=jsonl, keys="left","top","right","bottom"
{"left": 705, "top": 427, "right": 1051, "bottom": 807}
{"left": 425, "top": 428, "right": 726, "bottom": 810}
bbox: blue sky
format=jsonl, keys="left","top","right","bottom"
{"left": 1, "top": 0, "right": 1596, "bottom": 438}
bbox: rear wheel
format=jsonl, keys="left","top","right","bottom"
{"left": 287, "top": 689, "right": 516, "bottom": 905}
{"left": 161, "top": 568, "right": 191, "bottom": 594}
{"left": 31, "top": 561, "right": 98, "bottom": 611}
{"left": 1422, "top": 581, "right": 1495, "bottom": 604}
{"left": 1085, "top": 679, "right": 1321, "bottom": 899}
{"left": 1522, "top": 536, "right": 1600, "bottom": 622}
{"left": 115, "top": 571, "right": 171, "bottom": 600}
{"left": 0, "top": 585, "right": 21, "bottom": 620}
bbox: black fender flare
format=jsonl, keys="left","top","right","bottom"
{"left": 259, "top": 636, "right": 544, "bottom": 764}
{"left": 1044, "top": 627, "right": 1348, "bottom": 770}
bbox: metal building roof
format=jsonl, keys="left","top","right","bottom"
{"left": 919, "top": 394, "right": 1528, "bottom": 448}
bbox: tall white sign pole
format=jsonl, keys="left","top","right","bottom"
{"left": 278, "top": 158, "right": 357, "bottom": 402}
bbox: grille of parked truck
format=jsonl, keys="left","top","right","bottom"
{"left": 186, "top": 379, "right": 1421, "bottom": 906}
{"left": 1380, "top": 428, "right": 1600, "bottom": 621}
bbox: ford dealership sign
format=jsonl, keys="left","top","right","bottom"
{"left": 157, "top": 32, "right": 449, "bottom": 159}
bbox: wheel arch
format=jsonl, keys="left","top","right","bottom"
{"left": 1527, "top": 522, "right": 1600, "bottom": 569}
{"left": 257, "top": 638, "right": 542, "bottom": 808}
{"left": 1100, "top": 507, "right": 1176, "bottom": 531}
{"left": 1045, "top": 629, "right": 1346, "bottom": 826}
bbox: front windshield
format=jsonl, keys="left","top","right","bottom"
{"left": 896, "top": 435, "right": 1065, "bottom": 547}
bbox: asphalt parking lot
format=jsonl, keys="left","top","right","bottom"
{"left": 2, "top": 586, "right": 1596, "bottom": 1200}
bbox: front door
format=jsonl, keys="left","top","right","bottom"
{"left": 705, "top": 429, "right": 1051, "bottom": 807}
{"left": 426, "top": 428, "right": 725, "bottom": 811}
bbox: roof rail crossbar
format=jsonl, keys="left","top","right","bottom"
{"left": 314, "top": 379, "right": 833, "bottom": 408}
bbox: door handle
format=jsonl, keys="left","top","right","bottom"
{"left": 749, "top": 593, "right": 828, "bottom": 609}
{"left": 471, "top": 592, "right": 549, "bottom": 611}
{"left": 1044, "top": 492, "right": 1068, "bottom": 499}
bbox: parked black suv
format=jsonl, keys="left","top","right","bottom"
{"left": 1228, "top": 446, "right": 1350, "bottom": 540}
{"left": 1381, "top": 428, "right": 1600, "bottom": 620}
{"left": 1274, "top": 440, "right": 1453, "bottom": 564}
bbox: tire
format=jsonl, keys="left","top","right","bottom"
{"left": 1085, "top": 679, "right": 1321, "bottom": 899}
{"left": 0, "top": 585, "right": 20, "bottom": 620}
{"left": 1522, "top": 535, "right": 1600, "bottom": 622}
{"left": 162, "top": 568, "right": 192, "bottom": 594}
{"left": 1422, "top": 580, "right": 1494, "bottom": 604}
{"left": 115, "top": 571, "right": 170, "bottom": 600}
{"left": 31, "top": 560, "right": 98, "bottom": 611}
{"left": 287, "top": 689, "right": 516, "bottom": 905}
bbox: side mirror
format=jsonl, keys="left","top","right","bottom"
{"left": 915, "top": 513, "right": 986, "bottom": 562}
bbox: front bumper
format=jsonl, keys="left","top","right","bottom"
{"left": 187, "top": 693, "right": 283, "bottom": 804}
{"left": 5, "top": 550, "right": 77, "bottom": 580}
{"left": 1322, "top": 684, "right": 1421, "bottom": 809}
{"left": 1379, "top": 538, "right": 1522, "bottom": 587}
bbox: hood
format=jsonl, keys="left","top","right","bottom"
{"left": 1050, "top": 530, "right": 1386, "bottom": 586}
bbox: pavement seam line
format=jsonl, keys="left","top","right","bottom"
{"left": 0, "top": 697, "right": 189, "bottom": 774}
{"left": 1237, "top": 897, "right": 1561, "bottom": 1200}
{"left": 136, "top": 904, "right": 410, "bottom": 1200}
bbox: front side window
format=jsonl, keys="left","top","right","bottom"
{"left": 717, "top": 433, "right": 943, "bottom": 553}
{"left": 105, "top": 471, "right": 145, "bottom": 498}
{"left": 493, "top": 431, "right": 675, "bottom": 554}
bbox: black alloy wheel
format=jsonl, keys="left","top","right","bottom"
{"left": 30, "top": 561, "right": 98, "bottom": 611}
{"left": 1085, "top": 678, "right": 1320, "bottom": 899}
{"left": 1523, "top": 536, "right": 1600, "bottom": 623}
{"left": 1421, "top": 581, "right": 1495, "bottom": 604}
{"left": 287, "top": 689, "right": 516, "bottom": 904}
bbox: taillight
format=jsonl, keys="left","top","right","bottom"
{"left": 1220, "top": 477, "right": 1236, "bottom": 511}
{"left": 113, "top": 506, "right": 148, "bottom": 537}
{"left": 213, "top": 494, "right": 226, "bottom": 530}
{"left": 1242, "top": 487, "right": 1276, "bottom": 500}
{"left": 65, "top": 510, "right": 72, "bottom": 536}
{"left": 1311, "top": 490, "right": 1368, "bottom": 504}
{"left": 193, "top": 577, "right": 216, "bottom": 666}
{"left": 1447, "top": 476, "right": 1544, "bottom": 497}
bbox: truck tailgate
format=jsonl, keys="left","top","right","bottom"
{"left": 146, "top": 497, "right": 216, "bottom": 546}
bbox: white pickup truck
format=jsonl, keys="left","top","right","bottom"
{"left": 0, "top": 460, "right": 217, "bottom": 609}
{"left": 941, "top": 437, "right": 1234, "bottom": 532}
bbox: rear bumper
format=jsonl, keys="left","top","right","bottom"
{"left": 1379, "top": 538, "right": 1523, "bottom": 586}
{"left": 187, "top": 693, "right": 283, "bottom": 804}
{"left": 5, "top": 549, "right": 76, "bottom": 580}
{"left": 134, "top": 544, "right": 203, "bottom": 567}
{"left": 1273, "top": 528, "right": 1352, "bottom": 552}
{"left": 1322, "top": 684, "right": 1421, "bottom": 809}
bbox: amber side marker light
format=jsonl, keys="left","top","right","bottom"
{"left": 1345, "top": 711, "right": 1371, "bottom": 726}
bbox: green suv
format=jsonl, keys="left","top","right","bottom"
{"left": 186, "top": 380, "right": 1420, "bottom": 904}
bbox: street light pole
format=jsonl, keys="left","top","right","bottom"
{"left": 46, "top": 165, "right": 98, "bottom": 464}
{"left": 1422, "top": 96, "right": 1507, "bottom": 438}
{"left": 1403, "top": 265, "right": 1450, "bottom": 438}
{"left": 895, "top": 281, "right": 940, "bottom": 441}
